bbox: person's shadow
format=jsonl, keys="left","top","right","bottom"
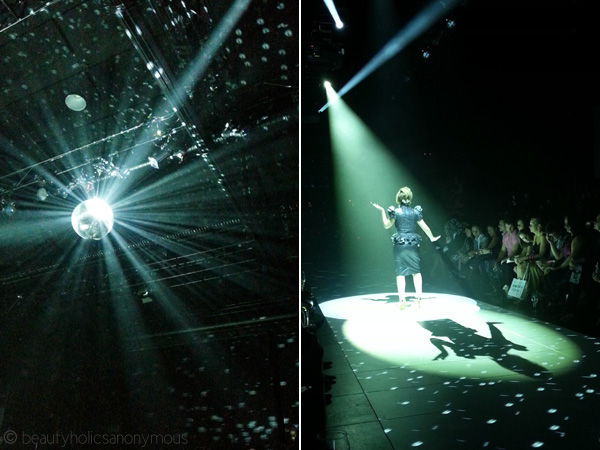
{"left": 363, "top": 294, "right": 398, "bottom": 305}
{"left": 418, "top": 319, "right": 552, "bottom": 379}
{"left": 365, "top": 294, "right": 433, "bottom": 306}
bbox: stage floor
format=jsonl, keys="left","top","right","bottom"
{"left": 303, "top": 265, "right": 600, "bottom": 450}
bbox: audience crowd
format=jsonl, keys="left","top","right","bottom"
{"left": 441, "top": 192, "right": 600, "bottom": 338}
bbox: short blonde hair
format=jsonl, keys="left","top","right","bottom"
{"left": 396, "top": 186, "right": 413, "bottom": 205}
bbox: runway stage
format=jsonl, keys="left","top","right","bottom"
{"left": 307, "top": 290, "right": 600, "bottom": 449}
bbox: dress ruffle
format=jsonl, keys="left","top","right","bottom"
{"left": 391, "top": 232, "right": 422, "bottom": 245}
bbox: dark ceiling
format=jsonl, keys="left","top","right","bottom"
{"left": 0, "top": 0, "right": 298, "bottom": 446}
{"left": 302, "top": 0, "right": 598, "bottom": 115}
{"left": 302, "top": 0, "right": 599, "bottom": 201}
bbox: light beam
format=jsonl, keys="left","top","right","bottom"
{"left": 323, "top": 0, "right": 344, "bottom": 29}
{"left": 319, "top": 0, "right": 462, "bottom": 112}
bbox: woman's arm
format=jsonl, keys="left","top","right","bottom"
{"left": 554, "top": 236, "right": 581, "bottom": 271}
{"left": 494, "top": 243, "right": 507, "bottom": 265}
{"left": 371, "top": 203, "right": 394, "bottom": 229}
{"left": 546, "top": 235, "right": 561, "bottom": 260}
{"left": 417, "top": 219, "right": 441, "bottom": 242}
{"left": 480, "top": 234, "right": 500, "bottom": 254}
{"left": 534, "top": 235, "right": 549, "bottom": 260}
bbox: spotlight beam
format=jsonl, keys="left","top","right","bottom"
{"left": 318, "top": 0, "right": 462, "bottom": 112}
{"left": 323, "top": 0, "right": 343, "bottom": 29}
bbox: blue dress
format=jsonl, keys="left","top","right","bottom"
{"left": 387, "top": 205, "right": 423, "bottom": 276}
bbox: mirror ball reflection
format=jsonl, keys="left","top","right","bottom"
{"left": 71, "top": 198, "right": 114, "bottom": 240}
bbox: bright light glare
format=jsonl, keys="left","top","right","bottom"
{"left": 320, "top": 293, "right": 582, "bottom": 381}
{"left": 323, "top": 0, "right": 343, "bottom": 31}
{"left": 323, "top": 82, "right": 339, "bottom": 105}
{"left": 71, "top": 197, "right": 114, "bottom": 240}
{"left": 318, "top": 0, "right": 462, "bottom": 112}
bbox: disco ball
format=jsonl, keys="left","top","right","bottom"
{"left": 71, "top": 198, "right": 114, "bottom": 240}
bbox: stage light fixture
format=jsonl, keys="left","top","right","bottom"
{"left": 2, "top": 201, "right": 16, "bottom": 216}
{"left": 323, "top": 0, "right": 344, "bottom": 30}
{"left": 37, "top": 187, "right": 48, "bottom": 201}
{"left": 71, "top": 197, "right": 114, "bottom": 240}
{"left": 136, "top": 286, "right": 154, "bottom": 303}
{"left": 148, "top": 150, "right": 170, "bottom": 169}
{"left": 318, "top": 0, "right": 463, "bottom": 112}
{"left": 65, "top": 94, "right": 87, "bottom": 111}
{"left": 141, "top": 291, "right": 154, "bottom": 304}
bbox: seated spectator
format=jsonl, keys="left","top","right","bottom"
{"left": 514, "top": 217, "right": 549, "bottom": 280}
{"left": 441, "top": 219, "right": 466, "bottom": 267}
{"left": 589, "top": 212, "right": 600, "bottom": 336}
{"left": 539, "top": 219, "right": 572, "bottom": 270}
{"left": 446, "top": 222, "right": 474, "bottom": 272}
{"left": 516, "top": 218, "right": 529, "bottom": 252}
{"left": 458, "top": 224, "right": 488, "bottom": 274}
{"left": 513, "top": 217, "right": 549, "bottom": 305}
{"left": 493, "top": 217, "right": 520, "bottom": 293}
{"left": 559, "top": 211, "right": 600, "bottom": 330}
{"left": 442, "top": 218, "right": 463, "bottom": 255}
{"left": 511, "top": 228, "right": 533, "bottom": 280}
{"left": 533, "top": 219, "right": 572, "bottom": 309}
{"left": 469, "top": 223, "right": 502, "bottom": 287}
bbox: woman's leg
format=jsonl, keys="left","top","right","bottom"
{"left": 515, "top": 261, "right": 526, "bottom": 279}
{"left": 396, "top": 275, "right": 406, "bottom": 309}
{"left": 413, "top": 273, "right": 423, "bottom": 307}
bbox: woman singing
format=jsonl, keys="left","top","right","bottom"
{"left": 372, "top": 186, "right": 440, "bottom": 309}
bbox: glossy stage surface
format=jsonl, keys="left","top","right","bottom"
{"left": 304, "top": 268, "right": 600, "bottom": 450}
